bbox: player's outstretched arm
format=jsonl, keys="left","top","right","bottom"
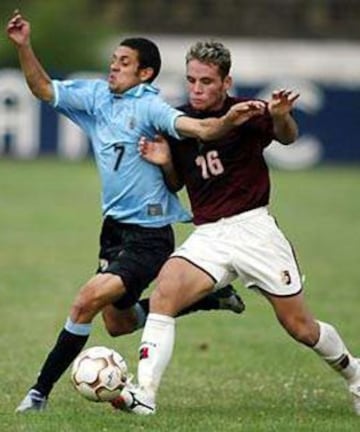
{"left": 6, "top": 10, "right": 53, "bottom": 102}
{"left": 175, "top": 100, "right": 265, "bottom": 141}
{"left": 268, "top": 89, "right": 299, "bottom": 145}
{"left": 139, "top": 135, "right": 183, "bottom": 192}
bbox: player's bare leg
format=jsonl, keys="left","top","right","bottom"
{"left": 264, "top": 290, "right": 360, "bottom": 414}
{"left": 102, "top": 305, "right": 140, "bottom": 336}
{"left": 103, "top": 285, "right": 245, "bottom": 338}
{"left": 117, "top": 258, "right": 215, "bottom": 414}
{"left": 150, "top": 257, "right": 216, "bottom": 316}
{"left": 16, "top": 273, "right": 126, "bottom": 413}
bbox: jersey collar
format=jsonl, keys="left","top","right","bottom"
{"left": 112, "top": 83, "right": 159, "bottom": 99}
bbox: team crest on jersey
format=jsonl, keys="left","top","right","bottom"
{"left": 147, "top": 204, "right": 163, "bottom": 216}
{"left": 281, "top": 270, "right": 292, "bottom": 285}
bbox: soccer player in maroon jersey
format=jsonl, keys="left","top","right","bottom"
{"left": 116, "top": 41, "right": 360, "bottom": 415}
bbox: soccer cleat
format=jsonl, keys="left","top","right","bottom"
{"left": 215, "top": 285, "right": 245, "bottom": 314}
{"left": 111, "top": 382, "right": 155, "bottom": 415}
{"left": 348, "top": 359, "right": 360, "bottom": 415}
{"left": 15, "top": 389, "right": 47, "bottom": 413}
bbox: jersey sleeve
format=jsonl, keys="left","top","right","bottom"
{"left": 147, "top": 97, "right": 185, "bottom": 140}
{"left": 249, "top": 105, "right": 276, "bottom": 148}
{"left": 50, "top": 79, "right": 99, "bottom": 127}
{"left": 167, "top": 135, "right": 184, "bottom": 185}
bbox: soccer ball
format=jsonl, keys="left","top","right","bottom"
{"left": 71, "top": 346, "right": 128, "bottom": 402}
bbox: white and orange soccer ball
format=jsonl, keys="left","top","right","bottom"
{"left": 71, "top": 346, "right": 128, "bottom": 402}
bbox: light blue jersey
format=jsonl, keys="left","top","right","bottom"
{"left": 51, "top": 79, "right": 191, "bottom": 227}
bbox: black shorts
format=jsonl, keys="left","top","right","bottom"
{"left": 97, "top": 216, "right": 174, "bottom": 310}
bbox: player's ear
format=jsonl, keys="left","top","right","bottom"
{"left": 223, "top": 75, "right": 232, "bottom": 92}
{"left": 139, "top": 67, "right": 155, "bottom": 83}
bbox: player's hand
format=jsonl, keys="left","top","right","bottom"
{"left": 268, "top": 89, "right": 299, "bottom": 118}
{"left": 6, "top": 10, "right": 31, "bottom": 47}
{"left": 225, "top": 100, "right": 266, "bottom": 126}
{"left": 138, "top": 135, "right": 171, "bottom": 166}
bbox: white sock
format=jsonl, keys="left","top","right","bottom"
{"left": 137, "top": 313, "right": 175, "bottom": 400}
{"left": 313, "top": 321, "right": 359, "bottom": 381}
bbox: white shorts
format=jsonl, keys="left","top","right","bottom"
{"left": 172, "top": 207, "right": 303, "bottom": 297}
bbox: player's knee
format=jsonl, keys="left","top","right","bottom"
{"left": 71, "top": 299, "right": 96, "bottom": 322}
{"left": 150, "top": 281, "right": 179, "bottom": 315}
{"left": 150, "top": 285, "right": 169, "bottom": 310}
{"left": 71, "top": 286, "right": 103, "bottom": 321}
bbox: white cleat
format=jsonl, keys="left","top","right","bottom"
{"left": 15, "top": 389, "right": 47, "bottom": 413}
{"left": 348, "top": 359, "right": 360, "bottom": 415}
{"left": 111, "top": 382, "right": 155, "bottom": 415}
{"left": 349, "top": 381, "right": 360, "bottom": 415}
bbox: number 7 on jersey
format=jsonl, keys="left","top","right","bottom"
{"left": 113, "top": 143, "right": 125, "bottom": 171}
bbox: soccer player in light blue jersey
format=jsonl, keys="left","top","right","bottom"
{"left": 7, "top": 11, "right": 263, "bottom": 412}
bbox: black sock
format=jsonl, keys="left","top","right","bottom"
{"left": 138, "top": 298, "right": 150, "bottom": 315}
{"left": 33, "top": 328, "right": 89, "bottom": 397}
{"left": 177, "top": 293, "right": 220, "bottom": 316}
{"left": 138, "top": 292, "right": 220, "bottom": 320}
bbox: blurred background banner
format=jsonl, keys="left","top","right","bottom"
{"left": 0, "top": 0, "right": 359, "bottom": 168}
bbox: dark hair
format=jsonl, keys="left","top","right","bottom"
{"left": 120, "top": 37, "right": 161, "bottom": 83}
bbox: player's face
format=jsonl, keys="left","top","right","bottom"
{"left": 186, "top": 59, "right": 231, "bottom": 111}
{"left": 108, "top": 46, "right": 144, "bottom": 93}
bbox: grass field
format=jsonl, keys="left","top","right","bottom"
{"left": 0, "top": 159, "right": 359, "bottom": 432}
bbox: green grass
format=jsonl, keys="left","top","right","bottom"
{"left": 1, "top": 159, "right": 360, "bottom": 431}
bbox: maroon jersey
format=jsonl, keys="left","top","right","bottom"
{"left": 170, "top": 96, "right": 275, "bottom": 225}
